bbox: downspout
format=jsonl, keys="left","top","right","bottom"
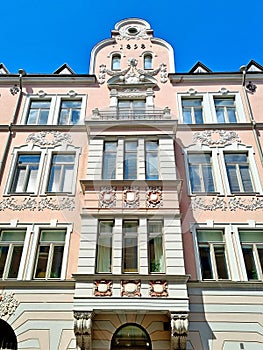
{"left": 241, "top": 67, "right": 263, "bottom": 166}
{"left": 0, "top": 69, "right": 26, "bottom": 186}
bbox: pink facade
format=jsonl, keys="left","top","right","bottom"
{"left": 0, "top": 18, "right": 262, "bottom": 350}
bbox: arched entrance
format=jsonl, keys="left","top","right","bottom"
{"left": 111, "top": 323, "right": 151, "bottom": 350}
{"left": 0, "top": 319, "right": 17, "bottom": 350}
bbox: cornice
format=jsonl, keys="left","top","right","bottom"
{"left": 0, "top": 280, "right": 75, "bottom": 289}
{"left": 187, "top": 280, "right": 263, "bottom": 290}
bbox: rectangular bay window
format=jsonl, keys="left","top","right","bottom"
{"left": 148, "top": 221, "right": 164, "bottom": 273}
{"left": 96, "top": 221, "right": 113, "bottom": 273}
{"left": 34, "top": 230, "right": 65, "bottom": 279}
{"left": 123, "top": 221, "right": 138, "bottom": 273}
{"left": 0, "top": 230, "right": 26, "bottom": 279}
{"left": 197, "top": 230, "right": 229, "bottom": 280}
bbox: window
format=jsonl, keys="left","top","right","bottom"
{"left": 124, "top": 141, "right": 137, "bottom": 179}
{"left": 58, "top": 100, "right": 82, "bottom": 125}
{"left": 111, "top": 324, "right": 151, "bottom": 349}
{"left": 144, "top": 54, "right": 153, "bottom": 70}
{"left": 182, "top": 98, "right": 203, "bottom": 124}
{"left": 239, "top": 231, "right": 263, "bottom": 280}
{"left": 102, "top": 141, "right": 117, "bottom": 179}
{"left": 123, "top": 221, "right": 138, "bottom": 273}
{"left": 26, "top": 100, "right": 51, "bottom": 125}
{"left": 112, "top": 54, "right": 121, "bottom": 70}
{"left": 214, "top": 97, "right": 237, "bottom": 123}
{"left": 96, "top": 221, "right": 113, "bottom": 273}
{"left": 148, "top": 221, "right": 164, "bottom": 273}
{"left": 145, "top": 141, "right": 158, "bottom": 180}
{"left": 188, "top": 153, "right": 215, "bottom": 193}
{"left": 197, "top": 230, "right": 229, "bottom": 280}
{"left": 224, "top": 153, "right": 254, "bottom": 193}
{"left": 118, "top": 99, "right": 146, "bottom": 117}
{"left": 10, "top": 154, "right": 40, "bottom": 193}
{"left": 47, "top": 154, "right": 75, "bottom": 193}
{"left": 0, "top": 230, "right": 25, "bottom": 279}
{"left": 34, "top": 229, "right": 65, "bottom": 279}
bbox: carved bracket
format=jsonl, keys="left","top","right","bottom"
{"left": 74, "top": 312, "right": 92, "bottom": 350}
{"left": 171, "top": 313, "right": 189, "bottom": 350}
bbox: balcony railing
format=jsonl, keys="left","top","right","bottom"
{"left": 91, "top": 107, "right": 171, "bottom": 121}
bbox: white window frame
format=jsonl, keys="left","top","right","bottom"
{"left": 219, "top": 144, "right": 262, "bottom": 195}
{"left": 41, "top": 144, "right": 80, "bottom": 195}
{"left": 184, "top": 145, "right": 223, "bottom": 195}
{"left": 26, "top": 224, "right": 72, "bottom": 280}
{"left": 143, "top": 52, "right": 153, "bottom": 70}
{"left": 178, "top": 91, "right": 246, "bottom": 124}
{"left": 5, "top": 145, "right": 46, "bottom": 195}
{"left": 192, "top": 224, "right": 235, "bottom": 281}
{"left": 21, "top": 94, "right": 86, "bottom": 125}
{"left": 0, "top": 224, "right": 32, "bottom": 280}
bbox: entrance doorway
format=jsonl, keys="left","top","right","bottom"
{"left": 111, "top": 323, "right": 151, "bottom": 350}
{"left": 0, "top": 319, "right": 17, "bottom": 349}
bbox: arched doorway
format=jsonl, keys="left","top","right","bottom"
{"left": 0, "top": 319, "right": 17, "bottom": 350}
{"left": 111, "top": 323, "right": 151, "bottom": 350}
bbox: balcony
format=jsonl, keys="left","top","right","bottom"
{"left": 91, "top": 107, "right": 172, "bottom": 121}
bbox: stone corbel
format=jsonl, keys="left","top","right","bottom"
{"left": 170, "top": 313, "right": 189, "bottom": 350}
{"left": 74, "top": 312, "right": 92, "bottom": 350}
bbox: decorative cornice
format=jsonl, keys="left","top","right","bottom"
{"left": 0, "top": 292, "right": 19, "bottom": 317}
{"left": 26, "top": 130, "right": 72, "bottom": 147}
{"left": 193, "top": 130, "right": 241, "bottom": 147}
{"left": 0, "top": 197, "right": 75, "bottom": 211}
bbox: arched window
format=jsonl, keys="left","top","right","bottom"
{"left": 111, "top": 324, "right": 151, "bottom": 349}
{"left": 112, "top": 54, "right": 121, "bottom": 70}
{"left": 144, "top": 54, "right": 153, "bottom": 70}
{"left": 0, "top": 320, "right": 17, "bottom": 350}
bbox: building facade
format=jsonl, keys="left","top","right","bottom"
{"left": 0, "top": 18, "right": 262, "bottom": 350}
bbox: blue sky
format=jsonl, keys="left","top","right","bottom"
{"left": 1, "top": 0, "right": 263, "bottom": 74}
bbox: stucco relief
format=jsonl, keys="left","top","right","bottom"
{"left": 117, "top": 25, "right": 149, "bottom": 40}
{"left": 149, "top": 280, "right": 168, "bottom": 297}
{"left": 193, "top": 130, "right": 241, "bottom": 147}
{"left": 121, "top": 280, "right": 141, "bottom": 297}
{"left": 26, "top": 131, "right": 72, "bottom": 147}
{"left": 98, "top": 58, "right": 167, "bottom": 84}
{"left": 123, "top": 186, "right": 139, "bottom": 208}
{"left": 146, "top": 186, "right": 163, "bottom": 208}
{"left": 0, "top": 197, "right": 75, "bottom": 211}
{"left": 99, "top": 186, "right": 116, "bottom": 208}
{"left": 94, "top": 280, "right": 112, "bottom": 297}
{"left": 0, "top": 292, "right": 19, "bottom": 317}
{"left": 192, "top": 196, "right": 263, "bottom": 211}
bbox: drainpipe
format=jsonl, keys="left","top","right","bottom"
{"left": 240, "top": 66, "right": 263, "bottom": 166}
{"left": 0, "top": 69, "right": 26, "bottom": 186}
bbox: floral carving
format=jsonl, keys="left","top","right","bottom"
{"left": 123, "top": 186, "right": 139, "bottom": 208}
{"left": 0, "top": 197, "right": 75, "bottom": 211}
{"left": 121, "top": 280, "right": 141, "bottom": 297}
{"left": 146, "top": 186, "right": 162, "bottom": 208}
{"left": 192, "top": 196, "right": 263, "bottom": 211}
{"left": 94, "top": 280, "right": 112, "bottom": 296}
{"left": 99, "top": 186, "right": 116, "bottom": 208}
{"left": 0, "top": 292, "right": 19, "bottom": 317}
{"left": 149, "top": 280, "right": 168, "bottom": 297}
{"left": 117, "top": 25, "right": 149, "bottom": 40}
{"left": 26, "top": 131, "right": 72, "bottom": 147}
{"left": 193, "top": 130, "right": 241, "bottom": 147}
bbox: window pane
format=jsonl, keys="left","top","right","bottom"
{"left": 227, "top": 108, "right": 237, "bottom": 123}
{"left": 124, "top": 142, "right": 137, "bottom": 179}
{"left": 59, "top": 100, "right": 81, "bottom": 125}
{"left": 47, "top": 154, "right": 75, "bottom": 193}
{"left": 203, "top": 165, "right": 215, "bottom": 192}
{"left": 149, "top": 221, "right": 164, "bottom": 273}
{"left": 123, "top": 222, "right": 138, "bottom": 273}
{"left": 11, "top": 155, "right": 40, "bottom": 193}
{"left": 97, "top": 221, "right": 113, "bottom": 273}
{"left": 40, "top": 230, "right": 65, "bottom": 242}
{"left": 214, "top": 246, "right": 228, "bottom": 279}
{"left": 183, "top": 109, "right": 192, "bottom": 123}
{"left": 225, "top": 153, "right": 253, "bottom": 193}
{"left": 189, "top": 165, "right": 202, "bottom": 192}
{"left": 50, "top": 246, "right": 64, "bottom": 278}
{"left": 197, "top": 230, "right": 223, "bottom": 242}
{"left": 27, "top": 100, "right": 50, "bottom": 125}
{"left": 146, "top": 141, "right": 158, "bottom": 180}
{"left": 240, "top": 166, "right": 253, "bottom": 192}
{"left": 112, "top": 55, "right": 121, "bottom": 70}
{"left": 144, "top": 55, "right": 152, "bottom": 69}
{"left": 7, "top": 246, "right": 23, "bottom": 278}
{"left": 216, "top": 108, "right": 225, "bottom": 123}
{"left": 103, "top": 142, "right": 117, "bottom": 179}
{"left": 35, "top": 246, "right": 49, "bottom": 278}
{"left": 194, "top": 109, "right": 204, "bottom": 123}
{"left": 0, "top": 246, "right": 9, "bottom": 278}
{"left": 242, "top": 246, "right": 258, "bottom": 280}
{"left": 199, "top": 246, "right": 213, "bottom": 279}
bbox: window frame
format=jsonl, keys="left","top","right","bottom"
{"left": 148, "top": 220, "right": 164, "bottom": 273}
{"left": 96, "top": 220, "right": 114, "bottom": 273}
{"left": 111, "top": 53, "right": 121, "bottom": 70}
{"left": 21, "top": 94, "right": 86, "bottom": 125}
{"left": 213, "top": 96, "right": 237, "bottom": 123}
{"left": 143, "top": 53, "right": 153, "bottom": 70}
{"left": 29, "top": 224, "right": 72, "bottom": 280}
{"left": 122, "top": 220, "right": 138, "bottom": 273}
{"left": 102, "top": 141, "right": 117, "bottom": 180}
{"left": 145, "top": 140, "right": 159, "bottom": 180}
{"left": 181, "top": 97, "right": 204, "bottom": 124}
